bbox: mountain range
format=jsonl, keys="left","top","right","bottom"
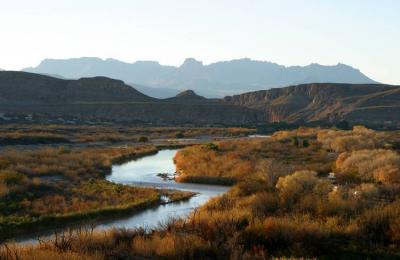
{"left": 0, "top": 71, "right": 398, "bottom": 126}
{"left": 23, "top": 57, "right": 377, "bottom": 97}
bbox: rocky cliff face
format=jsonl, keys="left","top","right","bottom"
{"left": 224, "top": 83, "right": 400, "bottom": 124}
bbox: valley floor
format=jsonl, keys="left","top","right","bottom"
{"left": 0, "top": 125, "right": 252, "bottom": 243}
{"left": 1, "top": 125, "right": 400, "bottom": 259}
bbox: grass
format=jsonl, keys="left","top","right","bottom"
{"left": 0, "top": 124, "right": 255, "bottom": 145}
{"left": 0, "top": 144, "right": 194, "bottom": 242}
{"left": 0, "top": 134, "right": 70, "bottom": 145}
{"left": 1, "top": 126, "right": 400, "bottom": 259}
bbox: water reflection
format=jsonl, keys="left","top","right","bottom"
{"left": 17, "top": 149, "right": 228, "bottom": 243}
{"left": 100, "top": 149, "right": 228, "bottom": 230}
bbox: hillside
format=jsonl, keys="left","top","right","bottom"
{"left": 166, "top": 90, "right": 207, "bottom": 102}
{"left": 23, "top": 57, "right": 377, "bottom": 97}
{"left": 224, "top": 83, "right": 400, "bottom": 124}
{"left": 0, "top": 71, "right": 153, "bottom": 104}
{"left": 130, "top": 84, "right": 179, "bottom": 98}
{"left": 0, "top": 72, "right": 398, "bottom": 126}
{"left": 0, "top": 71, "right": 262, "bottom": 125}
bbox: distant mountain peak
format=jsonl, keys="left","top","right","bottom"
{"left": 41, "top": 57, "right": 103, "bottom": 64}
{"left": 133, "top": 60, "right": 161, "bottom": 66}
{"left": 172, "top": 90, "right": 206, "bottom": 101}
{"left": 23, "top": 57, "right": 377, "bottom": 97}
{"left": 176, "top": 89, "right": 198, "bottom": 97}
{"left": 180, "top": 58, "right": 203, "bottom": 68}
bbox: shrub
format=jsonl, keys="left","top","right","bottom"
{"left": 206, "top": 143, "right": 218, "bottom": 151}
{"left": 276, "top": 170, "right": 320, "bottom": 203}
{"left": 255, "top": 159, "right": 292, "bottom": 188}
{"left": 131, "top": 233, "right": 211, "bottom": 259}
{"left": 0, "top": 170, "right": 26, "bottom": 185}
{"left": 138, "top": 136, "right": 149, "bottom": 142}
{"left": 373, "top": 165, "right": 400, "bottom": 185}
{"left": 336, "top": 149, "right": 400, "bottom": 184}
{"left": 175, "top": 132, "right": 185, "bottom": 138}
{"left": 238, "top": 192, "right": 280, "bottom": 217}
{"left": 331, "top": 135, "right": 378, "bottom": 153}
{"left": 2, "top": 127, "right": 400, "bottom": 258}
{"left": 357, "top": 200, "right": 400, "bottom": 244}
{"left": 0, "top": 181, "right": 9, "bottom": 198}
{"left": 58, "top": 146, "right": 71, "bottom": 154}
{"left": 317, "top": 127, "right": 380, "bottom": 152}
{"left": 291, "top": 136, "right": 299, "bottom": 147}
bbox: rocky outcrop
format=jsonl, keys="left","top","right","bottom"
{"left": 166, "top": 90, "right": 206, "bottom": 102}
{"left": 224, "top": 83, "right": 400, "bottom": 124}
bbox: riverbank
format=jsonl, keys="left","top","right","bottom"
{"left": 175, "top": 174, "right": 236, "bottom": 186}
{"left": 4, "top": 187, "right": 195, "bottom": 243}
{"left": 0, "top": 145, "right": 194, "bottom": 242}
{"left": 5, "top": 148, "right": 223, "bottom": 245}
{"left": 1, "top": 187, "right": 159, "bottom": 242}
{"left": 0, "top": 124, "right": 255, "bottom": 147}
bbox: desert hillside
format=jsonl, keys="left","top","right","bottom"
{"left": 0, "top": 72, "right": 399, "bottom": 126}
{"left": 224, "top": 83, "right": 400, "bottom": 124}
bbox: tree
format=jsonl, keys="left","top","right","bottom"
{"left": 276, "top": 170, "right": 319, "bottom": 203}
{"left": 138, "top": 136, "right": 149, "bottom": 142}
{"left": 336, "top": 149, "right": 400, "bottom": 184}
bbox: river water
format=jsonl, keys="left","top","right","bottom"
{"left": 16, "top": 149, "right": 227, "bottom": 244}
{"left": 98, "top": 149, "right": 228, "bottom": 230}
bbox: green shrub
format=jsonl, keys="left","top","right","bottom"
{"left": 138, "top": 136, "right": 149, "bottom": 142}
{"left": 291, "top": 136, "right": 299, "bottom": 147}
{"left": 206, "top": 143, "right": 218, "bottom": 151}
{"left": 175, "top": 132, "right": 185, "bottom": 138}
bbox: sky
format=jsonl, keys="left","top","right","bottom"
{"left": 0, "top": 0, "right": 399, "bottom": 84}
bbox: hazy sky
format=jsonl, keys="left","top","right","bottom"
{"left": 1, "top": 0, "right": 399, "bottom": 84}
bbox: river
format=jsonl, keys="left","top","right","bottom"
{"left": 16, "top": 149, "right": 228, "bottom": 243}
{"left": 99, "top": 149, "right": 228, "bottom": 230}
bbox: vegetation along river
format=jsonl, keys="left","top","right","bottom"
{"left": 16, "top": 148, "right": 228, "bottom": 244}
{"left": 100, "top": 149, "right": 228, "bottom": 229}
